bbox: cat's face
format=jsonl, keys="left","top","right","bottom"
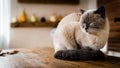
{"left": 80, "top": 6, "right": 105, "bottom": 34}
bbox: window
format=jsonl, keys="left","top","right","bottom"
{"left": 0, "top": 0, "right": 10, "bottom": 49}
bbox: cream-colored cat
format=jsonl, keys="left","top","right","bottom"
{"left": 53, "top": 6, "right": 109, "bottom": 60}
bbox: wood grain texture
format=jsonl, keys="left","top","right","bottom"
{"left": 0, "top": 48, "right": 120, "bottom": 68}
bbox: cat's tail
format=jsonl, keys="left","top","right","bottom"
{"left": 54, "top": 48, "right": 105, "bottom": 61}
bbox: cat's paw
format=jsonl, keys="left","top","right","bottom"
{"left": 95, "top": 50, "right": 106, "bottom": 60}
{"left": 54, "top": 50, "right": 64, "bottom": 59}
{"left": 54, "top": 50, "right": 79, "bottom": 60}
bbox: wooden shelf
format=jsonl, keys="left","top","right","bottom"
{"left": 18, "top": 0, "right": 79, "bottom": 5}
{"left": 11, "top": 22, "right": 58, "bottom": 28}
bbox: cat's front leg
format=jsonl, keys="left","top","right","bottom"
{"left": 54, "top": 48, "right": 106, "bottom": 61}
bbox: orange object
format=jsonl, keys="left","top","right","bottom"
{"left": 20, "top": 10, "right": 26, "bottom": 23}
{"left": 58, "top": 15, "right": 63, "bottom": 22}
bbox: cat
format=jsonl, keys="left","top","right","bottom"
{"left": 53, "top": 5, "right": 109, "bottom": 60}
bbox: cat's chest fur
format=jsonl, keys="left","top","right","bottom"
{"left": 75, "top": 26, "right": 108, "bottom": 50}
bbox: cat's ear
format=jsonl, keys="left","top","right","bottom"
{"left": 80, "top": 9, "right": 85, "bottom": 14}
{"left": 94, "top": 5, "right": 105, "bottom": 18}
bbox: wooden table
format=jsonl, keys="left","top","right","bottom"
{"left": 0, "top": 48, "right": 120, "bottom": 68}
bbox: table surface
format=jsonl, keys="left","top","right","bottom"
{"left": 0, "top": 47, "right": 120, "bottom": 68}
{"left": 31, "top": 48, "right": 120, "bottom": 68}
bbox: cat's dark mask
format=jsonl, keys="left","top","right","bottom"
{"left": 80, "top": 5, "right": 105, "bottom": 19}
{"left": 80, "top": 5, "right": 106, "bottom": 33}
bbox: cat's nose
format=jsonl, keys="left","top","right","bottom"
{"left": 85, "top": 27, "right": 88, "bottom": 32}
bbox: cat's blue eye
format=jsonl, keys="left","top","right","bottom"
{"left": 91, "top": 22, "right": 98, "bottom": 26}
{"left": 90, "top": 22, "right": 99, "bottom": 28}
{"left": 90, "top": 23, "right": 94, "bottom": 26}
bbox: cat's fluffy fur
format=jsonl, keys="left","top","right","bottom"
{"left": 53, "top": 6, "right": 109, "bottom": 60}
